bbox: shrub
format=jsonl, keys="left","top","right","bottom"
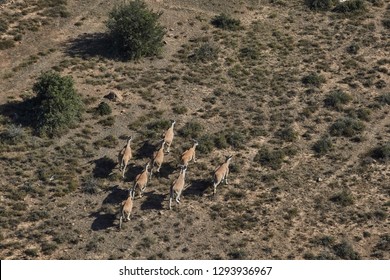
{"left": 377, "top": 93, "right": 390, "bottom": 105}
{"left": 276, "top": 126, "right": 297, "bottom": 142}
{"left": 330, "top": 190, "right": 354, "bottom": 206}
{"left": 305, "top": 0, "right": 337, "bottom": 11}
{"left": 179, "top": 121, "right": 203, "bottom": 138}
{"left": 106, "top": 0, "right": 166, "bottom": 60}
{"left": 346, "top": 43, "right": 360, "bottom": 54}
{"left": 189, "top": 43, "right": 219, "bottom": 62}
{"left": 383, "top": 19, "right": 390, "bottom": 29}
{"left": 324, "top": 90, "right": 352, "bottom": 110}
{"left": 333, "top": 241, "right": 360, "bottom": 260}
{"left": 33, "top": 71, "right": 83, "bottom": 137}
{"left": 313, "top": 135, "right": 332, "bottom": 155}
{"left": 0, "top": 124, "right": 25, "bottom": 145}
{"left": 95, "top": 102, "right": 112, "bottom": 116}
{"left": 370, "top": 142, "right": 390, "bottom": 162}
{"left": 254, "top": 147, "right": 285, "bottom": 170}
{"left": 302, "top": 73, "right": 326, "bottom": 87}
{"left": 0, "top": 39, "right": 15, "bottom": 50}
{"left": 333, "top": 0, "right": 366, "bottom": 13}
{"left": 210, "top": 13, "right": 242, "bottom": 31}
{"left": 0, "top": 19, "right": 8, "bottom": 33}
{"left": 329, "top": 117, "right": 364, "bottom": 137}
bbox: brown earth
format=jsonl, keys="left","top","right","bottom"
{"left": 0, "top": 0, "right": 389, "bottom": 260}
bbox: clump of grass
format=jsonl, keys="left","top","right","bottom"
{"left": 210, "top": 13, "right": 242, "bottom": 31}
{"left": 376, "top": 93, "right": 390, "bottom": 105}
{"left": 346, "top": 43, "right": 360, "bottom": 55}
{"left": 179, "top": 121, "right": 203, "bottom": 138}
{"left": 313, "top": 135, "right": 332, "bottom": 156}
{"left": 172, "top": 105, "right": 187, "bottom": 114}
{"left": 330, "top": 190, "right": 354, "bottom": 206}
{"left": 0, "top": 39, "right": 15, "bottom": 50}
{"left": 329, "top": 117, "right": 364, "bottom": 137}
{"left": 324, "top": 90, "right": 352, "bottom": 110}
{"left": 302, "top": 73, "right": 326, "bottom": 87}
{"left": 98, "top": 116, "right": 115, "bottom": 127}
{"left": 276, "top": 126, "right": 298, "bottom": 142}
{"left": 189, "top": 42, "right": 219, "bottom": 62}
{"left": 370, "top": 142, "right": 390, "bottom": 162}
{"left": 95, "top": 102, "right": 112, "bottom": 116}
{"left": 0, "top": 124, "right": 25, "bottom": 145}
{"left": 82, "top": 176, "right": 101, "bottom": 194}
{"left": 333, "top": 0, "right": 366, "bottom": 14}
{"left": 254, "top": 147, "right": 285, "bottom": 170}
{"left": 333, "top": 241, "right": 360, "bottom": 260}
{"left": 227, "top": 249, "right": 247, "bottom": 260}
{"left": 93, "top": 135, "right": 118, "bottom": 148}
{"left": 239, "top": 46, "right": 261, "bottom": 61}
{"left": 305, "top": 0, "right": 337, "bottom": 11}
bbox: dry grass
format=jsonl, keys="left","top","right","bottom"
{"left": 0, "top": 0, "right": 389, "bottom": 260}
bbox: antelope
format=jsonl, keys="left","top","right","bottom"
{"left": 151, "top": 140, "right": 165, "bottom": 178}
{"left": 163, "top": 120, "right": 176, "bottom": 153}
{"left": 213, "top": 155, "right": 233, "bottom": 196}
{"left": 169, "top": 165, "right": 187, "bottom": 210}
{"left": 131, "top": 162, "right": 150, "bottom": 198}
{"left": 118, "top": 136, "right": 133, "bottom": 178}
{"left": 180, "top": 139, "right": 198, "bottom": 167}
{"left": 119, "top": 193, "right": 133, "bottom": 230}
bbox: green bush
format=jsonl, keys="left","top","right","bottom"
{"left": 324, "top": 90, "right": 352, "bottom": 110}
{"left": 0, "top": 124, "right": 25, "bottom": 145}
{"left": 330, "top": 190, "right": 354, "bottom": 206}
{"left": 33, "top": 71, "right": 83, "bottom": 137}
{"left": 305, "top": 0, "right": 337, "bottom": 11}
{"left": 333, "top": 0, "right": 366, "bottom": 13}
{"left": 276, "top": 126, "right": 298, "bottom": 142}
{"left": 377, "top": 93, "right": 390, "bottom": 105}
{"left": 210, "top": 13, "right": 242, "bottom": 31}
{"left": 106, "top": 0, "right": 166, "bottom": 60}
{"left": 329, "top": 117, "right": 364, "bottom": 137}
{"left": 179, "top": 121, "right": 203, "bottom": 138}
{"left": 370, "top": 142, "right": 390, "bottom": 162}
{"left": 95, "top": 102, "right": 112, "bottom": 116}
{"left": 254, "top": 147, "right": 285, "bottom": 170}
{"left": 346, "top": 43, "right": 360, "bottom": 54}
{"left": 302, "top": 73, "right": 326, "bottom": 87}
{"left": 383, "top": 19, "right": 390, "bottom": 29}
{"left": 0, "top": 39, "right": 15, "bottom": 50}
{"left": 189, "top": 43, "right": 219, "bottom": 62}
{"left": 0, "top": 19, "right": 8, "bottom": 33}
{"left": 313, "top": 135, "right": 332, "bottom": 155}
{"left": 333, "top": 241, "right": 360, "bottom": 260}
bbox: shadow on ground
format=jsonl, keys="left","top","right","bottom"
{"left": 139, "top": 191, "right": 166, "bottom": 210}
{"left": 65, "top": 32, "right": 124, "bottom": 60}
{"left": 90, "top": 185, "right": 129, "bottom": 231}
{"left": 183, "top": 179, "right": 211, "bottom": 197}
{"left": 93, "top": 156, "right": 117, "bottom": 178}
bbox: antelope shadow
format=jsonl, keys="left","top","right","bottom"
{"left": 90, "top": 185, "right": 128, "bottom": 231}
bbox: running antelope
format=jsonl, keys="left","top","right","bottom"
{"left": 131, "top": 162, "right": 150, "bottom": 198}
{"left": 169, "top": 165, "right": 187, "bottom": 210}
{"left": 163, "top": 120, "right": 176, "bottom": 153}
{"left": 151, "top": 140, "right": 165, "bottom": 178}
{"left": 213, "top": 155, "right": 233, "bottom": 196}
{"left": 180, "top": 139, "right": 198, "bottom": 167}
{"left": 119, "top": 193, "right": 133, "bottom": 230}
{"left": 118, "top": 136, "right": 133, "bottom": 178}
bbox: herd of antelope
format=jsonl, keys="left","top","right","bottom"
{"left": 117, "top": 120, "right": 233, "bottom": 229}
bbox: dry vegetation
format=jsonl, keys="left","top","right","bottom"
{"left": 0, "top": 0, "right": 389, "bottom": 260}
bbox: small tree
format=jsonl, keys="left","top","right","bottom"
{"left": 33, "top": 71, "right": 83, "bottom": 137}
{"left": 106, "top": 0, "right": 166, "bottom": 60}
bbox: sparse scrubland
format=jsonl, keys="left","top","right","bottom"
{"left": 0, "top": 0, "right": 389, "bottom": 260}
